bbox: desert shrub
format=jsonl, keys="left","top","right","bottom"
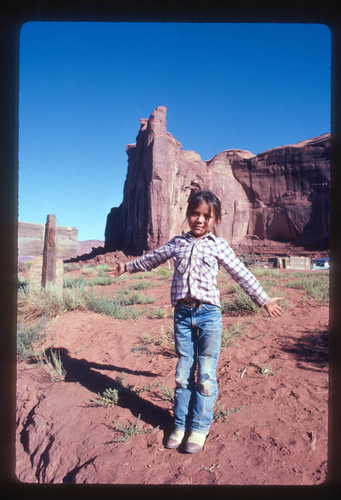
{"left": 251, "top": 268, "right": 278, "bottom": 278}
{"left": 156, "top": 268, "right": 170, "bottom": 279}
{"left": 18, "top": 281, "right": 143, "bottom": 320}
{"left": 132, "top": 273, "right": 149, "bottom": 280}
{"left": 256, "top": 277, "right": 278, "bottom": 289}
{"left": 288, "top": 271, "right": 315, "bottom": 278}
{"left": 79, "top": 263, "right": 112, "bottom": 279}
{"left": 63, "top": 263, "right": 82, "bottom": 272}
{"left": 221, "top": 318, "right": 246, "bottom": 348}
{"left": 63, "top": 276, "right": 88, "bottom": 288}
{"left": 63, "top": 285, "right": 89, "bottom": 310}
{"left": 226, "top": 282, "right": 239, "bottom": 294}
{"left": 157, "top": 383, "right": 174, "bottom": 402}
{"left": 137, "top": 379, "right": 174, "bottom": 403}
{"left": 285, "top": 276, "right": 329, "bottom": 302}
{"left": 17, "top": 318, "right": 47, "bottom": 359}
{"left": 140, "top": 325, "right": 174, "bottom": 347}
{"left": 90, "top": 387, "right": 119, "bottom": 407}
{"left": 18, "top": 281, "right": 88, "bottom": 318}
{"left": 18, "top": 278, "right": 29, "bottom": 293}
{"left": 85, "top": 290, "right": 141, "bottom": 319}
{"left": 90, "top": 276, "right": 115, "bottom": 286}
{"left": 116, "top": 291, "right": 156, "bottom": 305}
{"left": 111, "top": 414, "right": 158, "bottom": 442}
{"left": 18, "top": 281, "right": 66, "bottom": 317}
{"left": 114, "top": 372, "right": 142, "bottom": 395}
{"left": 160, "top": 324, "right": 174, "bottom": 345}
{"left": 221, "top": 288, "right": 259, "bottom": 314}
{"left": 254, "top": 359, "right": 282, "bottom": 377}
{"left": 146, "top": 306, "right": 169, "bottom": 318}
{"left": 213, "top": 403, "right": 245, "bottom": 423}
{"left": 130, "top": 280, "right": 152, "bottom": 290}
{"left": 95, "top": 263, "right": 110, "bottom": 274}
{"left": 37, "top": 349, "right": 66, "bottom": 382}
{"left": 140, "top": 333, "right": 163, "bottom": 346}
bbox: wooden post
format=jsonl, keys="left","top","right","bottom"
{"left": 41, "top": 214, "right": 56, "bottom": 287}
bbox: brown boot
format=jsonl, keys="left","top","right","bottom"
{"left": 184, "top": 431, "right": 207, "bottom": 453}
{"left": 165, "top": 429, "right": 185, "bottom": 449}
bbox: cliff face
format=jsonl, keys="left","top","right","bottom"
{"left": 105, "top": 106, "right": 330, "bottom": 254}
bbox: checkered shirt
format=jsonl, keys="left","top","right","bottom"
{"left": 126, "top": 232, "right": 269, "bottom": 308}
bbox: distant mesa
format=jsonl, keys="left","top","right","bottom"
{"left": 105, "top": 106, "right": 330, "bottom": 256}
{"left": 77, "top": 240, "right": 105, "bottom": 257}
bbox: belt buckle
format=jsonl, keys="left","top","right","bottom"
{"left": 181, "top": 299, "right": 201, "bottom": 308}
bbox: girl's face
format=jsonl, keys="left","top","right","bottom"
{"left": 188, "top": 201, "right": 216, "bottom": 239}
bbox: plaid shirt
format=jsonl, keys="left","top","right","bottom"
{"left": 126, "top": 232, "right": 269, "bottom": 308}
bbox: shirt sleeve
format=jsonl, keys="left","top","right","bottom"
{"left": 126, "top": 238, "right": 176, "bottom": 274}
{"left": 217, "top": 240, "right": 269, "bottom": 307}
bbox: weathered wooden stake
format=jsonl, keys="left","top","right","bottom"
{"left": 41, "top": 214, "right": 56, "bottom": 287}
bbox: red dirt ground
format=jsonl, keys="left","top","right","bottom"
{"left": 16, "top": 261, "right": 329, "bottom": 485}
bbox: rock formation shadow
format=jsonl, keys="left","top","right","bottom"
{"left": 47, "top": 347, "right": 172, "bottom": 430}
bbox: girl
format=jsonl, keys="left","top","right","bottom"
{"left": 107, "top": 191, "right": 282, "bottom": 453}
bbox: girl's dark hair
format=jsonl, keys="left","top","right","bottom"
{"left": 186, "top": 190, "right": 222, "bottom": 223}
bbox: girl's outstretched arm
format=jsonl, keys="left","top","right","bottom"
{"left": 264, "top": 297, "right": 283, "bottom": 317}
{"left": 107, "top": 262, "right": 126, "bottom": 278}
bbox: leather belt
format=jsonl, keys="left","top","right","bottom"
{"left": 177, "top": 298, "right": 203, "bottom": 309}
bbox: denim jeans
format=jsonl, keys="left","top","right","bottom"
{"left": 173, "top": 302, "right": 222, "bottom": 434}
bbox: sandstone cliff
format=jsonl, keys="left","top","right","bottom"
{"left": 105, "top": 106, "right": 330, "bottom": 255}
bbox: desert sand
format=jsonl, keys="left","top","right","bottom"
{"left": 16, "top": 262, "right": 329, "bottom": 485}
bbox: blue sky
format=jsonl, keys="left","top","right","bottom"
{"left": 18, "top": 22, "right": 331, "bottom": 241}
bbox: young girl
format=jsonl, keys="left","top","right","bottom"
{"left": 107, "top": 191, "right": 282, "bottom": 453}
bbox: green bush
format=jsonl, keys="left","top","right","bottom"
{"left": 63, "top": 276, "right": 88, "bottom": 288}
{"left": 63, "top": 263, "right": 82, "bottom": 272}
{"left": 37, "top": 349, "right": 66, "bottom": 382}
{"left": 63, "top": 285, "right": 89, "bottom": 310}
{"left": 221, "top": 318, "right": 246, "bottom": 347}
{"left": 251, "top": 268, "right": 278, "bottom": 278}
{"left": 18, "top": 278, "right": 29, "bottom": 293}
{"left": 286, "top": 276, "right": 329, "bottom": 302}
{"left": 95, "top": 263, "right": 110, "bottom": 273}
{"left": 130, "top": 280, "right": 152, "bottom": 290}
{"left": 18, "top": 281, "right": 66, "bottom": 316}
{"left": 116, "top": 291, "right": 156, "bottom": 305}
{"left": 85, "top": 290, "right": 141, "bottom": 319}
{"left": 90, "top": 387, "right": 119, "bottom": 407}
{"left": 156, "top": 268, "right": 170, "bottom": 278}
{"left": 111, "top": 414, "right": 157, "bottom": 442}
{"left": 18, "top": 281, "right": 142, "bottom": 320}
{"left": 90, "top": 276, "right": 115, "bottom": 286}
{"left": 146, "top": 306, "right": 169, "bottom": 318}
{"left": 213, "top": 403, "right": 245, "bottom": 423}
{"left": 81, "top": 265, "right": 98, "bottom": 276}
{"left": 17, "top": 318, "right": 47, "bottom": 359}
{"left": 221, "top": 288, "right": 259, "bottom": 314}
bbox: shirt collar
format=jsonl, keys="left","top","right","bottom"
{"left": 185, "top": 231, "right": 217, "bottom": 242}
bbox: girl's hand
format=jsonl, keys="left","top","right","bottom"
{"left": 107, "top": 262, "right": 126, "bottom": 278}
{"left": 264, "top": 297, "right": 283, "bottom": 317}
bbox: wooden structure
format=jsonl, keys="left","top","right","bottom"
{"left": 267, "top": 256, "right": 311, "bottom": 270}
{"left": 41, "top": 214, "right": 57, "bottom": 286}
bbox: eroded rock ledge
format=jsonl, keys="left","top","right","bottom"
{"left": 105, "top": 106, "right": 330, "bottom": 255}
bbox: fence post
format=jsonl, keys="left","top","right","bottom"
{"left": 41, "top": 214, "right": 56, "bottom": 287}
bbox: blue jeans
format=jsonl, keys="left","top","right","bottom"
{"left": 173, "top": 303, "right": 222, "bottom": 434}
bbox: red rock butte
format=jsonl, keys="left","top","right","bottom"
{"left": 105, "top": 106, "right": 330, "bottom": 256}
